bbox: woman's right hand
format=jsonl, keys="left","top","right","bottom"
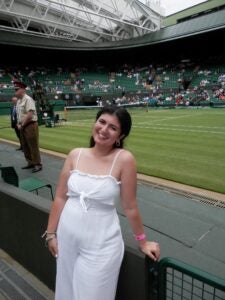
{"left": 47, "top": 237, "right": 58, "bottom": 258}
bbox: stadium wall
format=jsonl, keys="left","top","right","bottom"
{"left": 163, "top": 0, "right": 225, "bottom": 26}
{"left": 0, "top": 182, "right": 151, "bottom": 299}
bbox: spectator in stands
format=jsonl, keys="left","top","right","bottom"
{"left": 15, "top": 81, "right": 42, "bottom": 173}
{"left": 10, "top": 96, "right": 22, "bottom": 150}
{"left": 43, "top": 106, "right": 160, "bottom": 300}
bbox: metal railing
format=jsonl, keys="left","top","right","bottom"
{"left": 154, "top": 257, "right": 225, "bottom": 300}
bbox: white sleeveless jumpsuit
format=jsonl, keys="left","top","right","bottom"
{"left": 55, "top": 149, "right": 125, "bottom": 300}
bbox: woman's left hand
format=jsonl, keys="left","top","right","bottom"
{"left": 139, "top": 241, "right": 160, "bottom": 261}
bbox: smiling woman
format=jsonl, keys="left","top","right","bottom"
{"left": 43, "top": 105, "right": 160, "bottom": 300}
{"left": 90, "top": 106, "right": 132, "bottom": 149}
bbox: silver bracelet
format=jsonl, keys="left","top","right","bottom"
{"left": 41, "top": 230, "right": 56, "bottom": 238}
{"left": 44, "top": 233, "right": 57, "bottom": 247}
{"left": 41, "top": 231, "right": 57, "bottom": 247}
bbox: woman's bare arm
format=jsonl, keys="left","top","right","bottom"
{"left": 46, "top": 149, "right": 78, "bottom": 256}
{"left": 120, "top": 151, "right": 160, "bottom": 261}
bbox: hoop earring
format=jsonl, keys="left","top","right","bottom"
{"left": 116, "top": 140, "right": 120, "bottom": 147}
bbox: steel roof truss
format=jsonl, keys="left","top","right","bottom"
{"left": 0, "top": 0, "right": 162, "bottom": 42}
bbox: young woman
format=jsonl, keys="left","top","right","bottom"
{"left": 43, "top": 106, "right": 160, "bottom": 300}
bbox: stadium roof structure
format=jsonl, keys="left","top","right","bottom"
{"left": 0, "top": 0, "right": 162, "bottom": 43}
{"left": 0, "top": 0, "right": 224, "bottom": 51}
{"left": 0, "top": 6, "right": 224, "bottom": 51}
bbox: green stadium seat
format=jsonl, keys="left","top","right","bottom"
{"left": 0, "top": 166, "right": 53, "bottom": 200}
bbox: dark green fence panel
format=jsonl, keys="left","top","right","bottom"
{"left": 157, "top": 257, "right": 225, "bottom": 300}
{"left": 0, "top": 102, "right": 11, "bottom": 115}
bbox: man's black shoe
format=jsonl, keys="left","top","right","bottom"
{"left": 32, "top": 165, "right": 42, "bottom": 173}
{"left": 22, "top": 165, "right": 34, "bottom": 169}
{"left": 16, "top": 147, "right": 23, "bottom": 151}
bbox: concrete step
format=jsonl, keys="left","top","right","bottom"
{"left": 0, "top": 249, "right": 54, "bottom": 300}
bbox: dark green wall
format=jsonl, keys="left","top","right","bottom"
{"left": 0, "top": 182, "right": 152, "bottom": 299}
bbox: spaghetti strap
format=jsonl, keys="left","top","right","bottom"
{"left": 76, "top": 148, "right": 83, "bottom": 169}
{"left": 109, "top": 150, "right": 123, "bottom": 175}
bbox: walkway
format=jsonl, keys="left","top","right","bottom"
{"left": 0, "top": 249, "right": 54, "bottom": 300}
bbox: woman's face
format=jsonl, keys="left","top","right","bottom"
{"left": 92, "top": 113, "right": 122, "bottom": 147}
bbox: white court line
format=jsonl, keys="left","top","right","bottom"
{"left": 66, "top": 111, "right": 225, "bottom": 134}
{"left": 136, "top": 113, "right": 204, "bottom": 124}
{"left": 136, "top": 123, "right": 225, "bottom": 130}
{"left": 61, "top": 121, "right": 92, "bottom": 126}
{"left": 133, "top": 125, "right": 225, "bottom": 135}
{"left": 64, "top": 121, "right": 225, "bottom": 135}
{"left": 133, "top": 112, "right": 225, "bottom": 131}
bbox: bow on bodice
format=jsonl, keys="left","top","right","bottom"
{"left": 79, "top": 191, "right": 90, "bottom": 212}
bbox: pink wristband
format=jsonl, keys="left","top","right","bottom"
{"left": 134, "top": 233, "right": 146, "bottom": 241}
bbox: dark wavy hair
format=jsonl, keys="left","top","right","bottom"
{"left": 90, "top": 106, "right": 132, "bottom": 149}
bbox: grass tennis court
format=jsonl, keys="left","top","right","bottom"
{"left": 0, "top": 107, "right": 225, "bottom": 194}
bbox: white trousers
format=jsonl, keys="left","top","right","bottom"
{"left": 55, "top": 199, "right": 124, "bottom": 300}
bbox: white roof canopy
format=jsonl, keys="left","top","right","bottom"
{"left": 0, "top": 0, "right": 162, "bottom": 42}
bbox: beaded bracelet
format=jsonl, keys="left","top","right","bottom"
{"left": 41, "top": 230, "right": 56, "bottom": 238}
{"left": 45, "top": 235, "right": 56, "bottom": 246}
{"left": 134, "top": 233, "right": 146, "bottom": 241}
{"left": 41, "top": 231, "right": 57, "bottom": 246}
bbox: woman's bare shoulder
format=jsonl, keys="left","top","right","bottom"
{"left": 119, "top": 150, "right": 137, "bottom": 180}
{"left": 65, "top": 148, "right": 82, "bottom": 163}
{"left": 119, "top": 149, "right": 136, "bottom": 164}
{"left": 68, "top": 147, "right": 88, "bottom": 158}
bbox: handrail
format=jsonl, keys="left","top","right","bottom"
{"left": 156, "top": 257, "right": 225, "bottom": 299}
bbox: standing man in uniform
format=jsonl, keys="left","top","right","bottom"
{"left": 15, "top": 82, "right": 42, "bottom": 173}
{"left": 11, "top": 96, "right": 23, "bottom": 150}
